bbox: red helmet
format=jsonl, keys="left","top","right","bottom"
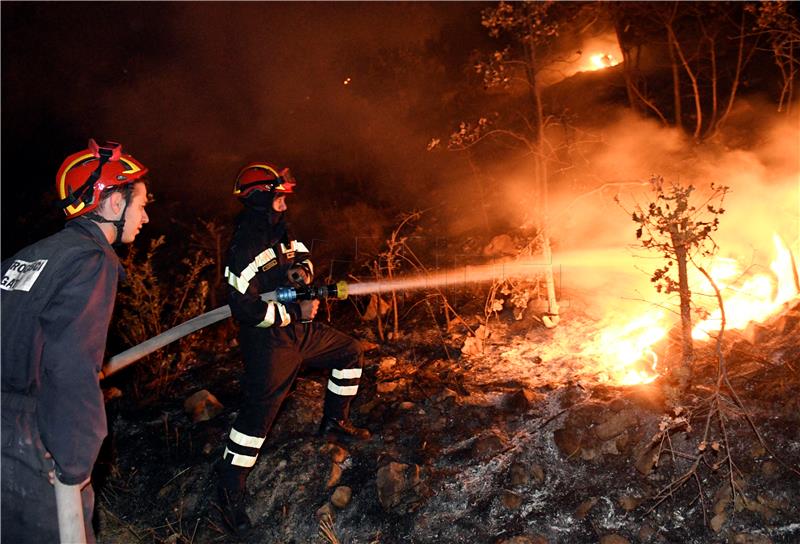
{"left": 56, "top": 139, "right": 148, "bottom": 219}
{"left": 233, "top": 162, "right": 296, "bottom": 200}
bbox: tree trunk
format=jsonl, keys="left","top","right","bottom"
{"left": 670, "top": 230, "right": 694, "bottom": 391}
{"left": 525, "top": 36, "right": 560, "bottom": 327}
{"left": 613, "top": 15, "right": 640, "bottom": 112}
{"left": 667, "top": 28, "right": 683, "bottom": 130}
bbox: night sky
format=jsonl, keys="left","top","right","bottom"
{"left": 4, "top": 2, "right": 797, "bottom": 272}
{"left": 2, "top": 2, "right": 491, "bottom": 259}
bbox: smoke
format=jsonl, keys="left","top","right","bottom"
{"left": 535, "top": 100, "right": 800, "bottom": 316}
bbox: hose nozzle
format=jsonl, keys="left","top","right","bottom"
{"left": 272, "top": 281, "right": 349, "bottom": 303}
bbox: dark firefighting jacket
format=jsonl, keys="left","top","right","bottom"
{"left": 224, "top": 207, "right": 313, "bottom": 328}
{"left": 1, "top": 217, "right": 121, "bottom": 485}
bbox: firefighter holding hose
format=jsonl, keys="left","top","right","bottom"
{"left": 217, "top": 162, "right": 370, "bottom": 534}
{"left": 1, "top": 139, "right": 151, "bottom": 543}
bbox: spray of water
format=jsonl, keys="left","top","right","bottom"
{"left": 345, "top": 250, "right": 631, "bottom": 297}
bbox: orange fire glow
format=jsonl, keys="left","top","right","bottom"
{"left": 588, "top": 53, "right": 619, "bottom": 71}
{"left": 693, "top": 234, "right": 799, "bottom": 340}
{"left": 581, "top": 310, "right": 666, "bottom": 385}
{"left": 580, "top": 233, "right": 798, "bottom": 386}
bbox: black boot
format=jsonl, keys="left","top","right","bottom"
{"left": 317, "top": 416, "right": 371, "bottom": 440}
{"left": 217, "top": 485, "right": 252, "bottom": 536}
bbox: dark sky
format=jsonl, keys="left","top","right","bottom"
{"left": 2, "top": 2, "right": 492, "bottom": 258}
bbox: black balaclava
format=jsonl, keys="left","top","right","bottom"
{"left": 243, "top": 190, "right": 286, "bottom": 225}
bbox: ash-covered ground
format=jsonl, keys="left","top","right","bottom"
{"left": 96, "top": 294, "right": 800, "bottom": 544}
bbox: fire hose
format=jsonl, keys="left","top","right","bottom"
{"left": 55, "top": 479, "right": 87, "bottom": 544}
{"left": 99, "top": 281, "right": 348, "bottom": 379}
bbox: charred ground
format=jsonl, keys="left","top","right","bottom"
{"left": 95, "top": 273, "right": 800, "bottom": 544}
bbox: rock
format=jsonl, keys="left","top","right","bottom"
{"left": 331, "top": 486, "right": 352, "bottom": 508}
{"left": 710, "top": 511, "right": 726, "bottom": 532}
{"left": 594, "top": 410, "right": 639, "bottom": 440}
{"left": 554, "top": 427, "right": 582, "bottom": 458}
{"left": 326, "top": 463, "right": 342, "bottom": 489}
{"left": 471, "top": 430, "right": 509, "bottom": 459}
{"left": 769, "top": 310, "right": 800, "bottom": 335}
{"left": 615, "top": 431, "right": 631, "bottom": 454}
{"left": 637, "top": 521, "right": 656, "bottom": 542}
{"left": 618, "top": 495, "right": 641, "bottom": 511}
{"left": 743, "top": 322, "right": 771, "bottom": 344}
{"left": 634, "top": 444, "right": 659, "bottom": 476}
{"left": 434, "top": 388, "right": 459, "bottom": 407}
{"left": 508, "top": 462, "right": 529, "bottom": 486}
{"left": 183, "top": 389, "right": 224, "bottom": 423}
{"left": 530, "top": 464, "right": 545, "bottom": 484}
{"left": 575, "top": 497, "right": 598, "bottom": 519}
{"left": 599, "top": 534, "right": 630, "bottom": 544}
{"left": 377, "top": 381, "right": 399, "bottom": 393}
{"left": 376, "top": 462, "right": 423, "bottom": 512}
{"left": 501, "top": 489, "right": 523, "bottom": 509}
{"left": 316, "top": 502, "right": 334, "bottom": 521}
{"left": 502, "top": 388, "right": 544, "bottom": 413}
{"left": 625, "top": 383, "right": 666, "bottom": 413}
{"left": 378, "top": 356, "right": 397, "bottom": 374}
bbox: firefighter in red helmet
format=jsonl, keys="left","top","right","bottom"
{"left": 217, "top": 162, "right": 370, "bottom": 534}
{"left": 1, "top": 139, "right": 151, "bottom": 542}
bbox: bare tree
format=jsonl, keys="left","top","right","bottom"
{"left": 621, "top": 176, "right": 728, "bottom": 392}
{"left": 747, "top": 1, "right": 800, "bottom": 113}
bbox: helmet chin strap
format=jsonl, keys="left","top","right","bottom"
{"left": 87, "top": 186, "right": 132, "bottom": 245}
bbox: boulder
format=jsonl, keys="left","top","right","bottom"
{"left": 183, "top": 389, "right": 223, "bottom": 423}
{"left": 331, "top": 486, "right": 352, "bottom": 508}
{"left": 593, "top": 410, "right": 639, "bottom": 441}
{"left": 376, "top": 462, "right": 424, "bottom": 513}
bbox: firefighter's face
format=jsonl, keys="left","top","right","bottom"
{"left": 272, "top": 195, "right": 287, "bottom": 213}
{"left": 120, "top": 182, "right": 149, "bottom": 244}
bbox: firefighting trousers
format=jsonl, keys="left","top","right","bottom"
{"left": 219, "top": 321, "right": 363, "bottom": 492}
{"left": 1, "top": 392, "right": 96, "bottom": 543}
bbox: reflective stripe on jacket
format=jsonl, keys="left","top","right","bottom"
{"left": 224, "top": 208, "right": 313, "bottom": 328}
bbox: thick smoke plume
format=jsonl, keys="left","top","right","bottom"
{"left": 538, "top": 101, "right": 800, "bottom": 318}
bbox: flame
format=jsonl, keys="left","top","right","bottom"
{"left": 581, "top": 310, "right": 666, "bottom": 385}
{"left": 589, "top": 53, "right": 619, "bottom": 71}
{"left": 693, "top": 234, "right": 798, "bottom": 340}
{"left": 580, "top": 233, "right": 798, "bottom": 386}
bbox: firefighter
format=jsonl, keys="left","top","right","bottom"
{"left": 1, "top": 139, "right": 151, "bottom": 543}
{"left": 217, "top": 162, "right": 370, "bottom": 534}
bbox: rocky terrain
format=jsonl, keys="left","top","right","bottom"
{"left": 95, "top": 291, "right": 800, "bottom": 544}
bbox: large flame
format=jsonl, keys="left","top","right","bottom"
{"left": 693, "top": 234, "right": 799, "bottom": 340}
{"left": 582, "top": 233, "right": 798, "bottom": 386}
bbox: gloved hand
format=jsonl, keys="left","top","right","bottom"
{"left": 299, "top": 299, "right": 319, "bottom": 322}
{"left": 287, "top": 264, "right": 312, "bottom": 286}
